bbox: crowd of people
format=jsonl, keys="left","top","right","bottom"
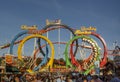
{"left": 0, "top": 72, "right": 120, "bottom": 82}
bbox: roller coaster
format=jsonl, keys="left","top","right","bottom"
{"left": 0, "top": 19, "right": 119, "bottom": 76}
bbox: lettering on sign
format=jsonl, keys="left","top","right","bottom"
{"left": 75, "top": 26, "right": 96, "bottom": 35}
{"left": 21, "top": 25, "right": 37, "bottom": 30}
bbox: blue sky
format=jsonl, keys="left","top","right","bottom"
{"left": 0, "top": 0, "right": 120, "bottom": 57}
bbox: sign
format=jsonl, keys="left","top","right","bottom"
{"left": 53, "top": 65, "right": 66, "bottom": 68}
{"left": 75, "top": 30, "right": 92, "bottom": 35}
{"left": 75, "top": 26, "right": 96, "bottom": 35}
{"left": 46, "top": 19, "right": 61, "bottom": 25}
{"left": 21, "top": 25, "right": 37, "bottom": 30}
{"left": 5, "top": 54, "right": 13, "bottom": 64}
{"left": 81, "top": 26, "right": 96, "bottom": 32}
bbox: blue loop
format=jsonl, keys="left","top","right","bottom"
{"left": 9, "top": 30, "right": 28, "bottom": 54}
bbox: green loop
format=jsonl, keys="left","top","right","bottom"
{"left": 64, "top": 35, "right": 100, "bottom": 75}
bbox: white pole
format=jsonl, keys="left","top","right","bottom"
{"left": 22, "top": 45, "right": 24, "bottom": 56}
{"left": 47, "top": 31, "right": 49, "bottom": 39}
{"left": 34, "top": 38, "right": 37, "bottom": 50}
{"left": 28, "top": 37, "right": 37, "bottom": 68}
{"left": 58, "top": 28, "right": 60, "bottom": 65}
{"left": 70, "top": 32, "right": 72, "bottom": 39}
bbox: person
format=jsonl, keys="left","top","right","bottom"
{"left": 76, "top": 74, "right": 83, "bottom": 82}
{"left": 65, "top": 74, "right": 72, "bottom": 82}
{"left": 82, "top": 76, "right": 88, "bottom": 82}
{"left": 14, "top": 75, "right": 20, "bottom": 82}
{"left": 87, "top": 74, "right": 92, "bottom": 82}
{"left": 105, "top": 74, "right": 113, "bottom": 82}
{"left": 36, "top": 75, "right": 43, "bottom": 82}
{"left": 89, "top": 78, "right": 94, "bottom": 82}
{"left": 60, "top": 75, "right": 65, "bottom": 82}
{"left": 109, "top": 74, "right": 120, "bottom": 82}
{"left": 92, "top": 75, "right": 103, "bottom": 82}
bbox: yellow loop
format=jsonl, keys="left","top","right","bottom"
{"left": 17, "top": 34, "right": 55, "bottom": 71}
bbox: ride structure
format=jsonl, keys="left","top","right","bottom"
{"left": 0, "top": 20, "right": 108, "bottom": 75}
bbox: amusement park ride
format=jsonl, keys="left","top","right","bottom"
{"left": 0, "top": 19, "right": 120, "bottom": 76}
